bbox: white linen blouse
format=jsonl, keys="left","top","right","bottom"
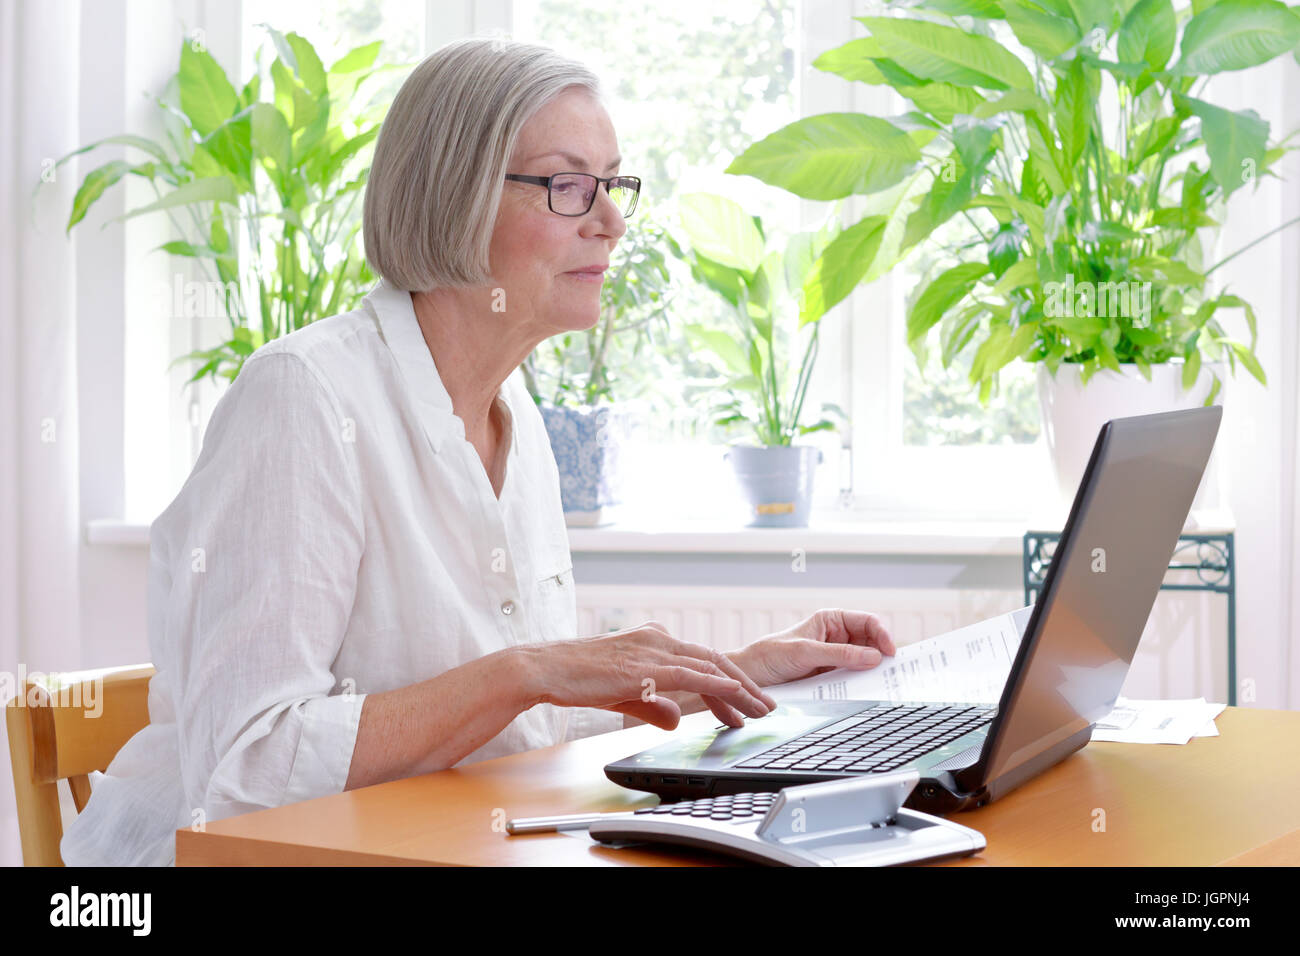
{"left": 61, "top": 278, "right": 622, "bottom": 866}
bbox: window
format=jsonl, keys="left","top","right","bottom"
{"left": 126, "top": 0, "right": 1052, "bottom": 526}
{"left": 514, "top": 0, "right": 812, "bottom": 523}
{"left": 513, "top": 0, "right": 1052, "bottom": 521}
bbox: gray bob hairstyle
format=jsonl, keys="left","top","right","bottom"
{"left": 363, "top": 37, "right": 605, "bottom": 292}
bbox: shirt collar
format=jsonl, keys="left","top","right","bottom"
{"left": 364, "top": 278, "right": 519, "bottom": 458}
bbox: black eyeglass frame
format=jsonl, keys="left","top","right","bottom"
{"left": 504, "top": 172, "right": 641, "bottom": 218}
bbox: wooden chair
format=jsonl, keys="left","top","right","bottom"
{"left": 5, "top": 664, "right": 154, "bottom": 866}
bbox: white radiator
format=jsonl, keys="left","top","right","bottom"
{"left": 575, "top": 585, "right": 1024, "bottom": 651}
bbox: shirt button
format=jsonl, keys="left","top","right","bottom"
{"left": 500, "top": 599, "right": 516, "bottom": 616}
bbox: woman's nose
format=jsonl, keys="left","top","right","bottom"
{"left": 588, "top": 185, "right": 628, "bottom": 239}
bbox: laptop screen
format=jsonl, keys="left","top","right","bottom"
{"left": 977, "top": 406, "right": 1223, "bottom": 785}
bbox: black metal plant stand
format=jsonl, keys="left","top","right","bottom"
{"left": 1022, "top": 530, "right": 1237, "bottom": 705}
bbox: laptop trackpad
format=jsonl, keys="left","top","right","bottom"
{"left": 630, "top": 706, "right": 841, "bottom": 770}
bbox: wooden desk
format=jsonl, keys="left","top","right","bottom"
{"left": 175, "top": 706, "right": 1300, "bottom": 866}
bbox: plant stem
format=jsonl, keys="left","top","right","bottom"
{"left": 789, "top": 323, "right": 820, "bottom": 440}
{"left": 960, "top": 209, "right": 990, "bottom": 244}
{"left": 1205, "top": 213, "right": 1300, "bottom": 276}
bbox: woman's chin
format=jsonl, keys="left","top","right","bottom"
{"left": 557, "top": 310, "right": 602, "bottom": 333}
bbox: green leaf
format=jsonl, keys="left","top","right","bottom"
{"left": 1128, "top": 255, "right": 1205, "bottom": 286}
{"left": 51, "top": 134, "right": 170, "bottom": 181}
{"left": 1216, "top": 293, "right": 1259, "bottom": 348}
{"left": 200, "top": 108, "right": 253, "bottom": 187}
{"left": 868, "top": 56, "right": 929, "bottom": 89}
{"left": 1174, "top": 0, "right": 1300, "bottom": 75}
{"left": 1119, "top": 0, "right": 1177, "bottom": 71}
{"left": 940, "top": 303, "right": 986, "bottom": 367}
{"left": 1025, "top": 117, "right": 1069, "bottom": 192}
{"left": 783, "top": 221, "right": 838, "bottom": 295}
{"left": 66, "top": 160, "right": 131, "bottom": 231}
{"left": 238, "top": 71, "right": 261, "bottom": 110}
{"left": 812, "top": 38, "right": 891, "bottom": 85}
{"left": 1054, "top": 58, "right": 1090, "bottom": 168}
{"left": 857, "top": 16, "right": 1035, "bottom": 90}
{"left": 797, "top": 420, "right": 838, "bottom": 435}
{"left": 1079, "top": 220, "right": 1144, "bottom": 242}
{"left": 726, "top": 113, "right": 922, "bottom": 200}
{"left": 153, "top": 239, "right": 225, "bottom": 259}
{"left": 800, "top": 215, "right": 889, "bottom": 326}
{"left": 1004, "top": 0, "right": 1082, "bottom": 59}
{"left": 919, "top": 0, "right": 1007, "bottom": 16}
{"left": 1219, "top": 337, "right": 1266, "bottom": 383}
{"left": 114, "top": 176, "right": 238, "bottom": 223}
{"left": 1182, "top": 345, "right": 1203, "bottom": 387}
{"left": 231, "top": 326, "right": 257, "bottom": 356}
{"left": 210, "top": 211, "right": 229, "bottom": 255}
{"left": 991, "top": 256, "right": 1039, "bottom": 296}
{"left": 330, "top": 41, "right": 382, "bottom": 75}
{"left": 679, "top": 193, "right": 765, "bottom": 275}
{"left": 988, "top": 220, "right": 1028, "bottom": 277}
{"left": 683, "top": 254, "right": 738, "bottom": 307}
{"left": 251, "top": 102, "right": 292, "bottom": 177}
{"left": 973, "top": 89, "right": 1053, "bottom": 125}
{"left": 1175, "top": 94, "right": 1269, "bottom": 196}
{"left": 286, "top": 33, "right": 328, "bottom": 97}
{"left": 263, "top": 24, "right": 300, "bottom": 73}
{"left": 1064, "top": 0, "right": 1116, "bottom": 33}
{"left": 897, "top": 82, "right": 986, "bottom": 124}
{"left": 908, "top": 262, "right": 990, "bottom": 345}
{"left": 971, "top": 322, "right": 1012, "bottom": 383}
{"left": 1034, "top": 0, "right": 1080, "bottom": 17}
{"left": 178, "top": 42, "right": 239, "bottom": 137}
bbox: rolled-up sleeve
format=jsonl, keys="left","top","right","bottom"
{"left": 153, "top": 349, "right": 367, "bottom": 822}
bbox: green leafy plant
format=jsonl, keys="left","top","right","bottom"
{"left": 47, "top": 28, "right": 396, "bottom": 384}
{"left": 523, "top": 214, "right": 683, "bottom": 407}
{"left": 675, "top": 192, "right": 846, "bottom": 446}
{"left": 726, "top": 0, "right": 1300, "bottom": 406}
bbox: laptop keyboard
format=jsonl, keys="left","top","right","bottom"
{"left": 634, "top": 792, "right": 777, "bottom": 821}
{"left": 733, "top": 703, "right": 996, "bottom": 774}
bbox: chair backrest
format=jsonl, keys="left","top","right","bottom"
{"left": 5, "top": 664, "right": 154, "bottom": 866}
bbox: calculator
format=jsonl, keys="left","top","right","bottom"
{"left": 587, "top": 770, "right": 986, "bottom": 866}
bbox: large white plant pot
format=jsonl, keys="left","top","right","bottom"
{"left": 1035, "top": 360, "right": 1227, "bottom": 523}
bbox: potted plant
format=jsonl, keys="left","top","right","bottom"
{"left": 723, "top": 0, "right": 1300, "bottom": 512}
{"left": 524, "top": 215, "right": 681, "bottom": 526}
{"left": 674, "top": 192, "right": 846, "bottom": 528}
{"left": 47, "top": 28, "right": 389, "bottom": 385}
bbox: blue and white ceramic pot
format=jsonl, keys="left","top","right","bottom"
{"left": 539, "top": 404, "right": 625, "bottom": 527}
{"left": 725, "top": 444, "right": 822, "bottom": 528}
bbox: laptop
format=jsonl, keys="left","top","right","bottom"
{"left": 606, "top": 406, "right": 1224, "bottom": 814}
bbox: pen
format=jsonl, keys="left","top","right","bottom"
{"left": 505, "top": 811, "right": 623, "bottom": 834}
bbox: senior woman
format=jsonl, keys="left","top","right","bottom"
{"left": 61, "top": 38, "right": 894, "bottom": 866}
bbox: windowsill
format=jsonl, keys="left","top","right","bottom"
{"left": 566, "top": 514, "right": 1032, "bottom": 555}
{"left": 79, "top": 511, "right": 1040, "bottom": 557}
{"left": 85, "top": 508, "right": 1235, "bottom": 556}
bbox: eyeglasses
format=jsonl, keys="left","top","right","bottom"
{"left": 504, "top": 172, "right": 641, "bottom": 218}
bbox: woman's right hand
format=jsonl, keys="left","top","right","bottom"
{"left": 519, "top": 622, "right": 779, "bottom": 730}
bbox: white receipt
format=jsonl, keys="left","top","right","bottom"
{"left": 766, "top": 605, "right": 1033, "bottom": 705}
{"left": 1091, "top": 697, "right": 1226, "bottom": 745}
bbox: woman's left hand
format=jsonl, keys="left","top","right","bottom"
{"left": 723, "top": 608, "right": 897, "bottom": 690}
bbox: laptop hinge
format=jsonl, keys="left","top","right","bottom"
{"left": 958, "top": 725, "right": 1094, "bottom": 805}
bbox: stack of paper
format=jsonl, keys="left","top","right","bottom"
{"left": 766, "top": 605, "right": 1032, "bottom": 706}
{"left": 764, "top": 606, "right": 1225, "bottom": 744}
{"left": 1091, "top": 698, "right": 1225, "bottom": 744}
